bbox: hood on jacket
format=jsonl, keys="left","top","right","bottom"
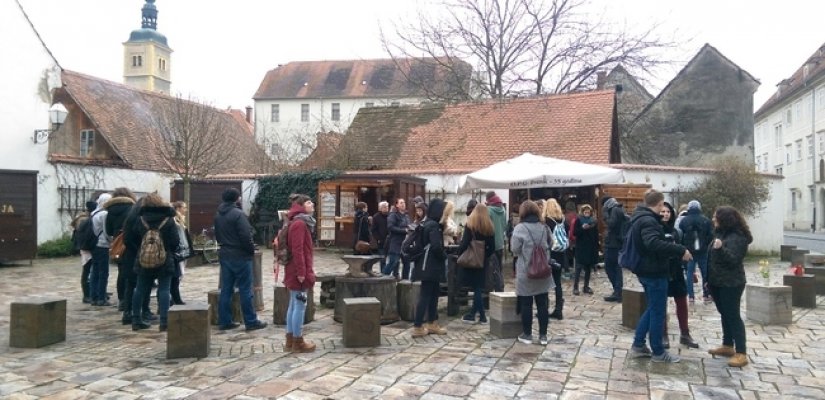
{"left": 488, "top": 204, "right": 506, "bottom": 216}
{"left": 662, "top": 202, "right": 676, "bottom": 232}
{"left": 217, "top": 201, "right": 241, "bottom": 216}
{"left": 138, "top": 205, "right": 176, "bottom": 222}
{"left": 427, "top": 198, "right": 445, "bottom": 222}
{"left": 96, "top": 193, "right": 112, "bottom": 210}
{"left": 631, "top": 205, "right": 661, "bottom": 225}
{"left": 603, "top": 197, "right": 618, "bottom": 210}
{"left": 85, "top": 201, "right": 97, "bottom": 213}
{"left": 104, "top": 196, "right": 136, "bottom": 209}
{"left": 287, "top": 202, "right": 307, "bottom": 220}
{"left": 487, "top": 195, "right": 503, "bottom": 206}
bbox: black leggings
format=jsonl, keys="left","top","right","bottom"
{"left": 519, "top": 293, "right": 549, "bottom": 336}
{"left": 574, "top": 263, "right": 593, "bottom": 289}
{"left": 414, "top": 280, "right": 440, "bottom": 327}
{"left": 709, "top": 284, "right": 746, "bottom": 353}
{"left": 81, "top": 259, "right": 92, "bottom": 299}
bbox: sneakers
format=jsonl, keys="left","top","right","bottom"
{"left": 245, "top": 321, "right": 268, "bottom": 331}
{"left": 630, "top": 345, "right": 652, "bottom": 358}
{"left": 462, "top": 314, "right": 476, "bottom": 324}
{"left": 728, "top": 353, "right": 748, "bottom": 367}
{"left": 517, "top": 334, "right": 533, "bottom": 344}
{"left": 411, "top": 326, "right": 428, "bottom": 337}
{"left": 680, "top": 334, "right": 699, "bottom": 349}
{"left": 652, "top": 351, "right": 681, "bottom": 363}
{"left": 583, "top": 287, "right": 594, "bottom": 295}
{"left": 218, "top": 322, "right": 241, "bottom": 331}
{"left": 708, "top": 345, "right": 735, "bottom": 357}
{"left": 425, "top": 322, "right": 447, "bottom": 335}
{"left": 539, "top": 335, "right": 548, "bottom": 345}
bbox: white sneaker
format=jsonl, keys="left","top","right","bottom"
{"left": 517, "top": 334, "right": 533, "bottom": 344}
{"left": 651, "top": 351, "right": 681, "bottom": 363}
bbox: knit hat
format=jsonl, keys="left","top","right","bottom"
{"left": 412, "top": 196, "right": 424, "bottom": 205}
{"left": 601, "top": 196, "right": 614, "bottom": 206}
{"left": 688, "top": 200, "right": 701, "bottom": 211}
{"left": 466, "top": 199, "right": 478, "bottom": 216}
{"left": 85, "top": 201, "right": 97, "bottom": 213}
{"left": 487, "top": 195, "right": 503, "bottom": 205}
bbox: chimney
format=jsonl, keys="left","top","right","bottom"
{"left": 777, "top": 78, "right": 792, "bottom": 95}
{"left": 804, "top": 57, "right": 819, "bottom": 80}
{"left": 245, "top": 106, "right": 253, "bottom": 124}
{"left": 596, "top": 71, "right": 607, "bottom": 90}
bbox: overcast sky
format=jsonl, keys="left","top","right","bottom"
{"left": 18, "top": 0, "right": 825, "bottom": 111}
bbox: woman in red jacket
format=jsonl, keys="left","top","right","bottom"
{"left": 283, "top": 194, "right": 317, "bottom": 352}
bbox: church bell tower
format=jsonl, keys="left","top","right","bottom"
{"left": 123, "top": 0, "right": 172, "bottom": 93}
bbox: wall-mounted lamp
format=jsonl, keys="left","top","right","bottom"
{"left": 33, "top": 103, "right": 68, "bottom": 144}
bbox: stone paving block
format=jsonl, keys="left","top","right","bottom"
{"left": 167, "top": 302, "right": 210, "bottom": 359}
{"left": 207, "top": 290, "right": 242, "bottom": 325}
{"left": 343, "top": 297, "right": 381, "bottom": 347}
{"left": 780, "top": 244, "right": 797, "bottom": 262}
{"left": 9, "top": 296, "right": 66, "bottom": 348}
{"left": 807, "top": 266, "right": 825, "bottom": 295}
{"left": 621, "top": 287, "right": 646, "bottom": 329}
{"left": 272, "top": 284, "right": 315, "bottom": 325}
{"left": 790, "top": 248, "right": 810, "bottom": 265}
{"left": 746, "top": 284, "right": 792, "bottom": 325}
{"left": 783, "top": 274, "right": 816, "bottom": 308}
{"left": 397, "top": 280, "right": 421, "bottom": 322}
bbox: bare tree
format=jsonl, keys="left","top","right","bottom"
{"left": 152, "top": 95, "right": 236, "bottom": 222}
{"left": 384, "top": 0, "right": 675, "bottom": 98}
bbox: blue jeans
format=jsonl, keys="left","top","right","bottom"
{"left": 218, "top": 258, "right": 258, "bottom": 326}
{"left": 633, "top": 276, "right": 669, "bottom": 355}
{"left": 132, "top": 272, "right": 170, "bottom": 325}
{"left": 286, "top": 290, "right": 308, "bottom": 337}
{"left": 377, "top": 247, "right": 387, "bottom": 272}
{"left": 685, "top": 252, "right": 708, "bottom": 299}
{"left": 604, "top": 247, "right": 623, "bottom": 295}
{"left": 90, "top": 247, "right": 110, "bottom": 302}
{"left": 385, "top": 252, "right": 409, "bottom": 277}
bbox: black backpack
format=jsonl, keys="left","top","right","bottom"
{"left": 401, "top": 223, "right": 426, "bottom": 262}
{"left": 75, "top": 213, "right": 100, "bottom": 251}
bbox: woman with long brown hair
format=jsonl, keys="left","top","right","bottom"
{"left": 707, "top": 206, "right": 752, "bottom": 367}
{"left": 542, "top": 198, "right": 567, "bottom": 320}
{"left": 457, "top": 203, "right": 495, "bottom": 324}
{"left": 511, "top": 200, "right": 554, "bottom": 345}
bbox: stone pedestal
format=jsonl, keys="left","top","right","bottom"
{"left": 780, "top": 244, "right": 797, "bottom": 262}
{"left": 805, "top": 266, "right": 825, "bottom": 295}
{"left": 397, "top": 280, "right": 421, "bottom": 321}
{"left": 272, "top": 284, "right": 315, "bottom": 325}
{"left": 10, "top": 297, "right": 66, "bottom": 348}
{"left": 790, "top": 249, "right": 810, "bottom": 265}
{"left": 341, "top": 255, "right": 384, "bottom": 278}
{"left": 746, "top": 284, "right": 792, "bottom": 325}
{"left": 783, "top": 274, "right": 816, "bottom": 308}
{"left": 489, "top": 292, "right": 520, "bottom": 339}
{"left": 253, "top": 251, "right": 264, "bottom": 311}
{"left": 343, "top": 297, "right": 381, "bottom": 347}
{"left": 622, "top": 287, "right": 647, "bottom": 329}
{"left": 317, "top": 273, "right": 341, "bottom": 309}
{"left": 167, "top": 302, "right": 210, "bottom": 359}
{"left": 207, "top": 290, "right": 241, "bottom": 325}
{"left": 334, "top": 276, "right": 398, "bottom": 324}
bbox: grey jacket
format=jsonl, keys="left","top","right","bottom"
{"left": 510, "top": 219, "right": 555, "bottom": 296}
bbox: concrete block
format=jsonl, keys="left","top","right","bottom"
{"left": 746, "top": 284, "right": 792, "bottom": 325}
{"left": 805, "top": 266, "right": 825, "bottom": 295}
{"left": 272, "top": 284, "right": 315, "bottom": 325}
{"left": 790, "top": 249, "right": 810, "bottom": 265}
{"left": 780, "top": 244, "right": 797, "bottom": 262}
{"left": 334, "top": 276, "right": 399, "bottom": 324}
{"left": 490, "top": 319, "right": 522, "bottom": 339}
{"left": 783, "top": 274, "right": 817, "bottom": 308}
{"left": 489, "top": 292, "right": 519, "bottom": 323}
{"left": 10, "top": 297, "right": 66, "bottom": 348}
{"left": 622, "top": 287, "right": 647, "bottom": 329}
{"left": 207, "top": 290, "right": 242, "bottom": 326}
{"left": 397, "top": 280, "right": 421, "bottom": 322}
{"left": 804, "top": 253, "right": 825, "bottom": 267}
{"left": 167, "top": 302, "right": 210, "bottom": 359}
{"left": 343, "top": 297, "right": 381, "bottom": 347}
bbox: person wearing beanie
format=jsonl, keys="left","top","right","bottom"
{"left": 602, "top": 195, "right": 629, "bottom": 303}
{"left": 89, "top": 193, "right": 113, "bottom": 306}
{"left": 465, "top": 199, "right": 478, "bottom": 216}
{"left": 413, "top": 196, "right": 425, "bottom": 205}
{"left": 485, "top": 191, "right": 508, "bottom": 273}
{"left": 214, "top": 187, "right": 268, "bottom": 332}
{"left": 678, "top": 199, "right": 713, "bottom": 302}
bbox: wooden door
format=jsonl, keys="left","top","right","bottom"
{"left": 0, "top": 170, "right": 37, "bottom": 262}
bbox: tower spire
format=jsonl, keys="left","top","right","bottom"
{"left": 141, "top": 0, "right": 158, "bottom": 30}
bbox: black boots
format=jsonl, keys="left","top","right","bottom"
{"left": 549, "top": 299, "right": 564, "bottom": 320}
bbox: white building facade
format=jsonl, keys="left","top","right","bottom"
{"left": 754, "top": 43, "right": 825, "bottom": 231}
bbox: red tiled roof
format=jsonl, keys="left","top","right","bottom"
{"left": 57, "top": 70, "right": 272, "bottom": 174}
{"left": 253, "top": 57, "right": 471, "bottom": 100}
{"left": 335, "top": 90, "right": 618, "bottom": 171}
{"left": 300, "top": 132, "right": 344, "bottom": 170}
{"left": 227, "top": 109, "right": 254, "bottom": 135}
{"left": 755, "top": 42, "right": 825, "bottom": 118}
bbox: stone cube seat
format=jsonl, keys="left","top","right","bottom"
{"left": 167, "top": 302, "right": 210, "bottom": 359}
{"left": 10, "top": 297, "right": 66, "bottom": 348}
{"left": 622, "top": 287, "right": 647, "bottom": 329}
{"left": 343, "top": 297, "right": 381, "bottom": 347}
{"left": 489, "top": 292, "right": 520, "bottom": 339}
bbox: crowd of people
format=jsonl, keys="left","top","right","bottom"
{"left": 70, "top": 187, "right": 752, "bottom": 365}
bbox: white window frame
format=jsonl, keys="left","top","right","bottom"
{"left": 796, "top": 139, "right": 803, "bottom": 161}
{"left": 270, "top": 104, "right": 279, "bottom": 123}
{"left": 763, "top": 152, "right": 769, "bottom": 171}
{"left": 808, "top": 135, "right": 814, "bottom": 159}
{"left": 80, "top": 129, "right": 94, "bottom": 157}
{"left": 300, "top": 104, "right": 309, "bottom": 123}
{"left": 786, "top": 108, "right": 793, "bottom": 126}
{"left": 786, "top": 144, "right": 793, "bottom": 165}
{"left": 791, "top": 190, "right": 797, "bottom": 212}
{"left": 331, "top": 103, "right": 340, "bottom": 121}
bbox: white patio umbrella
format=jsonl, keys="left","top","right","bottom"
{"left": 458, "top": 153, "right": 624, "bottom": 192}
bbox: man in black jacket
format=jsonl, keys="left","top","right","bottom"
{"left": 214, "top": 188, "right": 267, "bottom": 331}
{"left": 678, "top": 200, "right": 713, "bottom": 301}
{"left": 602, "top": 196, "right": 627, "bottom": 302}
{"left": 383, "top": 198, "right": 410, "bottom": 278}
{"left": 629, "top": 190, "right": 692, "bottom": 363}
{"left": 371, "top": 201, "right": 390, "bottom": 272}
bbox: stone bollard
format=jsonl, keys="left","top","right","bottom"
{"left": 272, "top": 284, "right": 315, "bottom": 325}
{"left": 397, "top": 280, "right": 421, "bottom": 322}
{"left": 207, "top": 290, "right": 242, "bottom": 325}
{"left": 806, "top": 266, "right": 825, "bottom": 295}
{"left": 253, "top": 251, "right": 264, "bottom": 311}
{"left": 343, "top": 297, "right": 381, "bottom": 347}
{"left": 783, "top": 274, "right": 817, "bottom": 308}
{"left": 489, "top": 292, "right": 520, "bottom": 339}
{"left": 167, "top": 302, "right": 210, "bottom": 359}
{"left": 780, "top": 244, "right": 797, "bottom": 262}
{"left": 621, "top": 287, "right": 647, "bottom": 329}
{"left": 746, "top": 284, "right": 792, "bottom": 325}
{"left": 790, "top": 249, "right": 810, "bottom": 265}
{"left": 10, "top": 297, "right": 66, "bottom": 348}
{"left": 803, "top": 253, "right": 825, "bottom": 267}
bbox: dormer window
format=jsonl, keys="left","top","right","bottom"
{"left": 80, "top": 129, "right": 95, "bottom": 157}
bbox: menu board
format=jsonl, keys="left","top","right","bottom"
{"left": 339, "top": 192, "right": 355, "bottom": 217}
{"left": 319, "top": 191, "right": 336, "bottom": 241}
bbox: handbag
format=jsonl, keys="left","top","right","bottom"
{"left": 456, "top": 231, "right": 485, "bottom": 269}
{"left": 109, "top": 232, "right": 125, "bottom": 263}
{"left": 354, "top": 217, "right": 371, "bottom": 253}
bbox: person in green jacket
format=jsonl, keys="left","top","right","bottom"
{"left": 485, "top": 191, "right": 507, "bottom": 290}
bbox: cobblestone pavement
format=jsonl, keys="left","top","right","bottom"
{"left": 1, "top": 251, "right": 824, "bottom": 399}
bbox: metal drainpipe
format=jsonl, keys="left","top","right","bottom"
{"left": 813, "top": 85, "right": 817, "bottom": 232}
